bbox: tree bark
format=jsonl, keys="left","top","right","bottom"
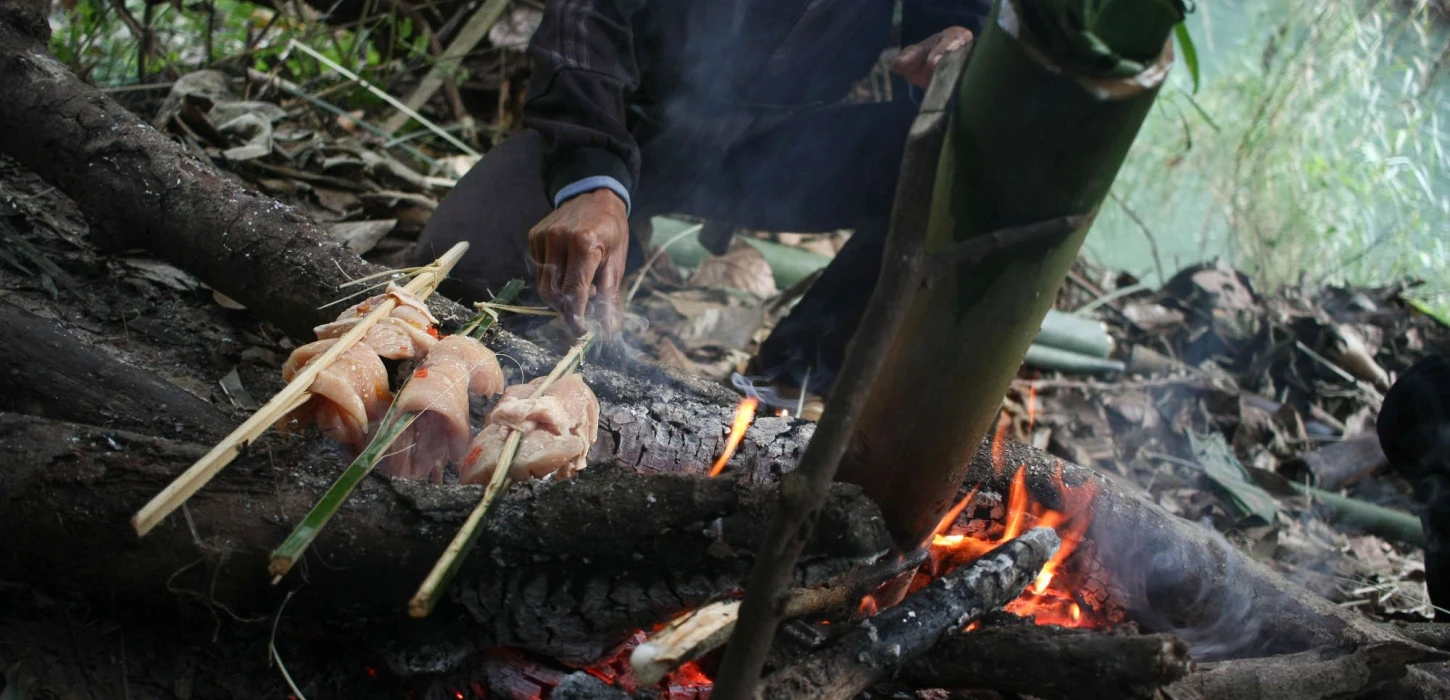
{"left": 0, "top": 412, "right": 878, "bottom": 664}
{"left": 901, "top": 625, "right": 1192, "bottom": 700}
{"left": 1164, "top": 642, "right": 1450, "bottom": 700}
{"left": 0, "top": 300, "right": 233, "bottom": 439}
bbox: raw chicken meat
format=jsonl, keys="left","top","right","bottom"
{"left": 314, "top": 285, "right": 440, "bottom": 360}
{"left": 459, "top": 373, "right": 599, "bottom": 486}
{"left": 380, "top": 335, "right": 506, "bottom": 483}
{"left": 281, "top": 338, "right": 392, "bottom": 452}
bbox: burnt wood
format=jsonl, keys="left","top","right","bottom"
{"left": 902, "top": 624, "right": 1192, "bottom": 699}
{"left": 0, "top": 300, "right": 234, "bottom": 439}
{"left": 755, "top": 527, "right": 1058, "bottom": 700}
{"left": 0, "top": 413, "right": 886, "bottom": 663}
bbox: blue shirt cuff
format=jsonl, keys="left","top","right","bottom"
{"left": 554, "top": 176, "right": 632, "bottom": 216}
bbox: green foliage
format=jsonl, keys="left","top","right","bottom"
{"left": 1174, "top": 21, "right": 1200, "bottom": 93}
{"left": 1087, "top": 0, "right": 1450, "bottom": 316}
{"left": 47, "top": 0, "right": 430, "bottom": 92}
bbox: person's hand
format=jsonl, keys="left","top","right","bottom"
{"left": 891, "top": 27, "right": 973, "bottom": 89}
{"left": 527, "top": 189, "right": 629, "bottom": 338}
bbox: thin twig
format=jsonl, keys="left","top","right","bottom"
{"left": 287, "top": 40, "right": 480, "bottom": 157}
{"left": 624, "top": 223, "right": 704, "bottom": 307}
{"left": 407, "top": 332, "right": 596, "bottom": 618}
{"left": 268, "top": 590, "right": 308, "bottom": 700}
{"left": 1109, "top": 191, "right": 1167, "bottom": 284}
{"left": 926, "top": 214, "right": 1090, "bottom": 280}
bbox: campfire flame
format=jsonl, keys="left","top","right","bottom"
{"left": 708, "top": 398, "right": 759, "bottom": 477}
{"left": 930, "top": 464, "right": 1101, "bottom": 629}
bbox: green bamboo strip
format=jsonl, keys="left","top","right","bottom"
{"left": 408, "top": 331, "right": 595, "bottom": 618}
{"left": 267, "top": 279, "right": 524, "bottom": 583}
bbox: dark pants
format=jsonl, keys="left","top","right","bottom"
{"left": 411, "top": 98, "right": 917, "bottom": 394}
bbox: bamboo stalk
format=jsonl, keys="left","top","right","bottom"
{"left": 407, "top": 331, "right": 595, "bottom": 618}
{"left": 267, "top": 279, "right": 525, "bottom": 582}
{"left": 130, "top": 243, "right": 469, "bottom": 538}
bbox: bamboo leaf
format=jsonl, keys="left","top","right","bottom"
{"left": 1174, "top": 22, "right": 1200, "bottom": 93}
{"left": 1188, "top": 431, "right": 1278, "bottom": 527}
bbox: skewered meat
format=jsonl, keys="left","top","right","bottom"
{"left": 314, "top": 284, "right": 440, "bottom": 360}
{"left": 381, "top": 335, "right": 506, "bottom": 483}
{"left": 459, "top": 373, "right": 599, "bottom": 485}
{"left": 281, "top": 339, "right": 392, "bottom": 452}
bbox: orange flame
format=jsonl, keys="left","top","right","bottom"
{"left": 929, "top": 466, "right": 1102, "bottom": 629}
{"left": 1000, "top": 468, "right": 1029, "bottom": 542}
{"left": 990, "top": 413, "right": 1010, "bottom": 476}
{"left": 931, "top": 485, "right": 979, "bottom": 539}
{"left": 1024, "top": 377, "right": 1039, "bottom": 437}
{"left": 709, "top": 398, "right": 759, "bottom": 477}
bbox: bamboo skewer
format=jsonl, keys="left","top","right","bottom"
{"left": 130, "top": 243, "right": 470, "bottom": 538}
{"left": 267, "top": 279, "right": 524, "bottom": 583}
{"left": 408, "top": 331, "right": 595, "bottom": 618}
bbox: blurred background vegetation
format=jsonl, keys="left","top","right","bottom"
{"left": 41, "top": 0, "right": 1450, "bottom": 310}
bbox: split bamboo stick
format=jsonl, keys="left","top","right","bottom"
{"left": 268, "top": 279, "right": 524, "bottom": 582}
{"left": 407, "top": 331, "right": 595, "bottom": 618}
{"left": 131, "top": 242, "right": 469, "bottom": 537}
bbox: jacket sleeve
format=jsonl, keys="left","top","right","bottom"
{"left": 900, "top": 0, "right": 992, "bottom": 46}
{"left": 524, "top": 0, "right": 649, "bottom": 206}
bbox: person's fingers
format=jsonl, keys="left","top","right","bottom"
{"left": 891, "top": 42, "right": 922, "bottom": 74}
{"left": 928, "top": 30, "right": 971, "bottom": 67}
{"left": 561, "top": 241, "right": 603, "bottom": 335}
{"left": 534, "top": 231, "right": 560, "bottom": 308}
{"left": 594, "top": 250, "right": 626, "bottom": 340}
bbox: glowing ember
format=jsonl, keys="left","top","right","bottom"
{"left": 708, "top": 398, "right": 759, "bottom": 477}
{"left": 929, "top": 464, "right": 1102, "bottom": 629}
{"left": 990, "top": 413, "right": 1010, "bottom": 476}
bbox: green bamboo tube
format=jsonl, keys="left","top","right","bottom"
{"left": 836, "top": 0, "right": 1183, "bottom": 549}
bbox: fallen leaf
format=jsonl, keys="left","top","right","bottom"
{"left": 689, "top": 238, "right": 776, "bottom": 299}
{"left": 326, "top": 220, "right": 396, "bottom": 255}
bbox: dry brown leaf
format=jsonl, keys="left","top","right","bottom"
{"left": 688, "top": 239, "right": 776, "bottom": 299}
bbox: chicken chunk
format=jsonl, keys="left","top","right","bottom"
{"left": 380, "top": 335, "right": 506, "bottom": 482}
{"left": 313, "top": 285, "right": 440, "bottom": 360}
{"left": 281, "top": 338, "right": 392, "bottom": 452}
{"left": 459, "top": 373, "right": 599, "bottom": 485}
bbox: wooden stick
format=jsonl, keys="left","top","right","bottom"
{"left": 381, "top": 0, "right": 510, "bottom": 136}
{"left": 408, "top": 331, "right": 595, "bottom": 618}
{"left": 268, "top": 279, "right": 524, "bottom": 582}
{"left": 631, "top": 549, "right": 930, "bottom": 685}
{"left": 130, "top": 242, "right": 469, "bottom": 537}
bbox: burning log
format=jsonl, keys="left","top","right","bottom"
{"left": 756, "top": 527, "right": 1059, "bottom": 700}
{"left": 630, "top": 550, "right": 931, "bottom": 685}
{"left": 901, "top": 624, "right": 1192, "bottom": 699}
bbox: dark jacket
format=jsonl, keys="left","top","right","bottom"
{"left": 523, "top": 0, "right": 992, "bottom": 203}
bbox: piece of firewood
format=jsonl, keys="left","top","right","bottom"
{"left": 900, "top": 625, "right": 1191, "bottom": 700}
{"left": 1164, "top": 641, "right": 1450, "bottom": 700}
{"left": 755, "top": 527, "right": 1059, "bottom": 700}
{"left": 0, "top": 300, "right": 232, "bottom": 439}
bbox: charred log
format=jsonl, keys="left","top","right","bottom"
{"left": 756, "top": 528, "right": 1059, "bottom": 700}
{"left": 901, "top": 624, "right": 1191, "bottom": 699}
{"left": 0, "top": 413, "right": 885, "bottom": 662}
{"left": 0, "top": 300, "right": 233, "bottom": 439}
